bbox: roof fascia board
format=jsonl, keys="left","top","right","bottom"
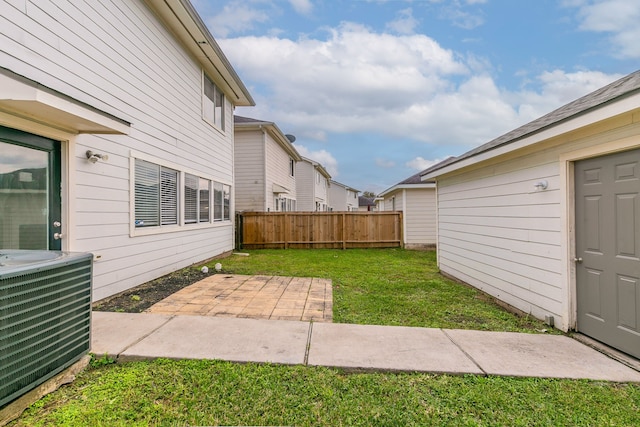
{"left": 379, "top": 183, "right": 435, "bottom": 197}
{"left": 423, "top": 93, "right": 640, "bottom": 180}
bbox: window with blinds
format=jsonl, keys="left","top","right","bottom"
{"left": 199, "top": 177, "right": 210, "bottom": 222}
{"left": 184, "top": 173, "right": 198, "bottom": 224}
{"left": 134, "top": 158, "right": 227, "bottom": 230}
{"left": 135, "top": 159, "right": 178, "bottom": 227}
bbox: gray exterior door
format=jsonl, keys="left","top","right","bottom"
{"left": 575, "top": 149, "right": 640, "bottom": 359}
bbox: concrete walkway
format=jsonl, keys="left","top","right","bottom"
{"left": 91, "top": 311, "right": 640, "bottom": 382}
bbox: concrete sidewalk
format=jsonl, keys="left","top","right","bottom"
{"left": 91, "top": 311, "right": 640, "bottom": 382}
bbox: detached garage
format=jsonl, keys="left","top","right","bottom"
{"left": 423, "top": 70, "right": 640, "bottom": 359}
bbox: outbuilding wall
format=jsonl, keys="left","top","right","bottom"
{"left": 435, "top": 113, "right": 640, "bottom": 330}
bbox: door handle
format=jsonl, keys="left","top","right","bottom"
{"left": 574, "top": 257, "right": 583, "bottom": 263}
{"left": 54, "top": 233, "right": 63, "bottom": 240}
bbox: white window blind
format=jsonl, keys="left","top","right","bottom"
{"left": 135, "top": 159, "right": 178, "bottom": 227}
{"left": 135, "top": 159, "right": 159, "bottom": 227}
{"left": 214, "top": 182, "right": 223, "bottom": 221}
{"left": 184, "top": 173, "right": 198, "bottom": 224}
{"left": 199, "top": 177, "right": 210, "bottom": 222}
{"left": 160, "top": 167, "right": 178, "bottom": 225}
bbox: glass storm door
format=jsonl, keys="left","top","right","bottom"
{"left": 0, "top": 126, "right": 62, "bottom": 250}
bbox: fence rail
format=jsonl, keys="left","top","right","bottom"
{"left": 236, "top": 211, "right": 403, "bottom": 249}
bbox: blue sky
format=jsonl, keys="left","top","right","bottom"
{"left": 192, "top": 0, "right": 639, "bottom": 194}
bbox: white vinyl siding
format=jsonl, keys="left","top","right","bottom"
{"left": 1, "top": 0, "right": 237, "bottom": 300}
{"left": 234, "top": 130, "right": 265, "bottom": 211}
{"left": 295, "top": 160, "right": 315, "bottom": 211}
{"left": 436, "top": 153, "right": 563, "bottom": 326}
{"left": 265, "top": 132, "right": 296, "bottom": 212}
{"left": 404, "top": 188, "right": 436, "bottom": 247}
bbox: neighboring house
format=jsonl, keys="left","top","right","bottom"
{"left": 296, "top": 157, "right": 331, "bottom": 211}
{"left": 329, "top": 180, "right": 360, "bottom": 211}
{"left": 0, "top": 0, "right": 254, "bottom": 301}
{"left": 423, "top": 70, "right": 640, "bottom": 359}
{"left": 377, "top": 170, "right": 437, "bottom": 249}
{"left": 234, "top": 115, "right": 301, "bottom": 212}
{"left": 358, "top": 196, "right": 377, "bottom": 211}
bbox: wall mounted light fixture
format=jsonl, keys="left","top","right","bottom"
{"left": 534, "top": 180, "right": 548, "bottom": 191}
{"left": 86, "top": 150, "right": 109, "bottom": 164}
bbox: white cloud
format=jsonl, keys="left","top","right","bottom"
{"left": 385, "top": 8, "right": 419, "bottom": 35}
{"left": 222, "top": 24, "right": 622, "bottom": 150}
{"left": 289, "top": 0, "right": 313, "bottom": 15}
{"left": 293, "top": 144, "right": 339, "bottom": 177}
{"left": 207, "top": 2, "right": 270, "bottom": 38}
{"left": 568, "top": 0, "right": 640, "bottom": 58}
{"left": 376, "top": 158, "right": 396, "bottom": 168}
{"left": 509, "top": 69, "right": 624, "bottom": 123}
{"left": 406, "top": 157, "right": 448, "bottom": 171}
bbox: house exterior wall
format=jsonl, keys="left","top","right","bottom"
{"left": 295, "top": 161, "right": 315, "bottom": 211}
{"left": 404, "top": 188, "right": 436, "bottom": 249}
{"left": 265, "top": 133, "right": 296, "bottom": 211}
{"left": 346, "top": 189, "right": 359, "bottom": 211}
{"left": 314, "top": 171, "right": 329, "bottom": 210}
{"left": 234, "top": 129, "right": 266, "bottom": 211}
{"left": 384, "top": 191, "right": 403, "bottom": 211}
{"left": 435, "top": 113, "right": 640, "bottom": 331}
{"left": 329, "top": 184, "right": 347, "bottom": 211}
{"left": 1, "top": 0, "right": 239, "bottom": 300}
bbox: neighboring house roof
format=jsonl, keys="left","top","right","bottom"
{"left": 422, "top": 70, "right": 640, "bottom": 179}
{"left": 146, "top": 0, "right": 254, "bottom": 106}
{"left": 377, "top": 158, "right": 452, "bottom": 197}
{"left": 330, "top": 180, "right": 360, "bottom": 193}
{"left": 300, "top": 156, "right": 331, "bottom": 179}
{"left": 234, "top": 115, "right": 302, "bottom": 160}
{"left": 358, "top": 196, "right": 376, "bottom": 207}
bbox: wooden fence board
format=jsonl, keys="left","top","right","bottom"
{"left": 237, "top": 211, "right": 403, "bottom": 249}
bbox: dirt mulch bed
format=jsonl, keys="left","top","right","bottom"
{"left": 92, "top": 267, "right": 209, "bottom": 313}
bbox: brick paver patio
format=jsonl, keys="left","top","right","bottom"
{"left": 146, "top": 274, "right": 333, "bottom": 322}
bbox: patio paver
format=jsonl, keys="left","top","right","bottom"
{"left": 146, "top": 274, "right": 333, "bottom": 322}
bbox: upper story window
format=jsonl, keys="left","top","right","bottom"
{"left": 203, "top": 74, "right": 224, "bottom": 130}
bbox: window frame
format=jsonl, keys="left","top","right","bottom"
{"left": 130, "top": 152, "right": 232, "bottom": 237}
{"left": 203, "top": 73, "right": 225, "bottom": 131}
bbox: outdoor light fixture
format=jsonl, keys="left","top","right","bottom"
{"left": 534, "top": 180, "right": 548, "bottom": 191}
{"left": 86, "top": 150, "right": 109, "bottom": 163}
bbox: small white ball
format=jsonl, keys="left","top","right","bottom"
{"left": 214, "top": 263, "right": 222, "bottom": 271}
{"left": 201, "top": 266, "right": 209, "bottom": 273}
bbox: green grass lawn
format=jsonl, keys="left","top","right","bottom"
{"left": 9, "top": 249, "right": 640, "bottom": 426}
{"left": 210, "top": 248, "right": 555, "bottom": 332}
{"left": 13, "top": 359, "right": 640, "bottom": 426}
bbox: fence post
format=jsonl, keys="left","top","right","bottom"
{"left": 235, "top": 212, "right": 243, "bottom": 250}
{"left": 342, "top": 212, "right": 346, "bottom": 250}
{"left": 284, "top": 212, "right": 289, "bottom": 249}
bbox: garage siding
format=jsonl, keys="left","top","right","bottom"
{"left": 436, "top": 154, "right": 565, "bottom": 326}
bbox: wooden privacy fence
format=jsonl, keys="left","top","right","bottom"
{"left": 236, "top": 211, "right": 403, "bottom": 249}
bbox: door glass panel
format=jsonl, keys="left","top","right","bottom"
{"left": 0, "top": 141, "right": 50, "bottom": 249}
